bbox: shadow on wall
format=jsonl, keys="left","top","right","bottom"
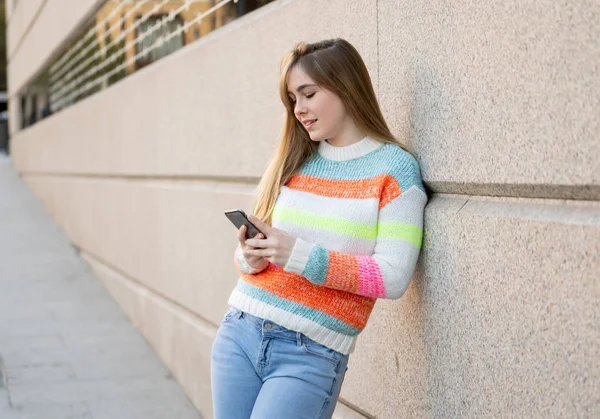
{"left": 406, "top": 63, "right": 468, "bottom": 414}
{"left": 416, "top": 206, "right": 467, "bottom": 416}
{"left": 407, "top": 62, "right": 455, "bottom": 194}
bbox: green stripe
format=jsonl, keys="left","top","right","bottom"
{"left": 378, "top": 222, "right": 423, "bottom": 247}
{"left": 273, "top": 207, "right": 377, "bottom": 240}
{"left": 273, "top": 206, "right": 423, "bottom": 246}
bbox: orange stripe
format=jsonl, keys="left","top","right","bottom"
{"left": 380, "top": 175, "right": 401, "bottom": 208}
{"left": 241, "top": 265, "right": 375, "bottom": 329}
{"left": 287, "top": 174, "right": 401, "bottom": 208}
{"left": 324, "top": 253, "right": 360, "bottom": 294}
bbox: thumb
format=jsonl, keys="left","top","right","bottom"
{"left": 248, "top": 215, "right": 272, "bottom": 234}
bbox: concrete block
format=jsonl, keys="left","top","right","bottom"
{"left": 340, "top": 195, "right": 600, "bottom": 418}
{"left": 24, "top": 176, "right": 256, "bottom": 327}
{"left": 85, "top": 255, "right": 216, "bottom": 418}
{"left": 377, "top": 0, "right": 600, "bottom": 199}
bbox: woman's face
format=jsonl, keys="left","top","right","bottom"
{"left": 287, "top": 65, "right": 351, "bottom": 143}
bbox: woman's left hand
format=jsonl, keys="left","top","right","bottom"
{"left": 244, "top": 215, "right": 297, "bottom": 268}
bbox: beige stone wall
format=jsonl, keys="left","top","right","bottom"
{"left": 5, "top": 0, "right": 12, "bottom": 22}
{"left": 8, "top": 0, "right": 600, "bottom": 418}
{"left": 6, "top": 0, "right": 46, "bottom": 59}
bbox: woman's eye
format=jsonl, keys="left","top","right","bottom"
{"left": 306, "top": 93, "right": 315, "bottom": 99}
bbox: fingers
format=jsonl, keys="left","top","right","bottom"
{"left": 248, "top": 215, "right": 272, "bottom": 234}
{"left": 237, "top": 225, "right": 247, "bottom": 244}
{"left": 239, "top": 225, "right": 266, "bottom": 251}
{"left": 245, "top": 237, "right": 269, "bottom": 248}
{"left": 246, "top": 248, "right": 272, "bottom": 257}
{"left": 242, "top": 248, "right": 255, "bottom": 259}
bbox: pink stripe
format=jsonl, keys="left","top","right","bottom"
{"left": 357, "top": 256, "right": 386, "bottom": 298}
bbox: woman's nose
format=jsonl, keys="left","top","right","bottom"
{"left": 294, "top": 103, "right": 306, "bottom": 117}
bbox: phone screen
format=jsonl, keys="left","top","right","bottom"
{"left": 224, "top": 209, "right": 264, "bottom": 239}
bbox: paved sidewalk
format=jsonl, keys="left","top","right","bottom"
{"left": 0, "top": 154, "right": 202, "bottom": 419}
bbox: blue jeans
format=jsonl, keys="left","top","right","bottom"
{"left": 211, "top": 307, "right": 350, "bottom": 419}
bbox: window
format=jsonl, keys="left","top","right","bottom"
{"left": 135, "top": 15, "right": 184, "bottom": 70}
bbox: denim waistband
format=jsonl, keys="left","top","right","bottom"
{"left": 230, "top": 307, "right": 325, "bottom": 347}
{"left": 242, "top": 309, "right": 296, "bottom": 334}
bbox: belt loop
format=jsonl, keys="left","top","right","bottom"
{"left": 296, "top": 332, "right": 302, "bottom": 347}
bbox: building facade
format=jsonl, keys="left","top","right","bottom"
{"left": 6, "top": 0, "right": 599, "bottom": 417}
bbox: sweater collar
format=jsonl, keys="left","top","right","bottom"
{"left": 317, "top": 136, "right": 383, "bottom": 161}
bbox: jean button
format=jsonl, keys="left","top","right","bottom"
{"left": 264, "top": 323, "right": 272, "bottom": 330}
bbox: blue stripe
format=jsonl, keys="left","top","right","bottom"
{"left": 299, "top": 144, "right": 425, "bottom": 192}
{"left": 237, "top": 281, "right": 361, "bottom": 336}
{"left": 302, "top": 245, "right": 329, "bottom": 285}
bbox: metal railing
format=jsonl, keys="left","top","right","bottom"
{"left": 19, "top": 0, "right": 276, "bottom": 130}
{"left": 50, "top": 0, "right": 232, "bottom": 110}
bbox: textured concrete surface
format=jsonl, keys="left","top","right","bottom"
{"left": 332, "top": 402, "right": 369, "bottom": 419}
{"left": 341, "top": 194, "right": 600, "bottom": 418}
{"left": 82, "top": 254, "right": 217, "bottom": 417}
{"left": 7, "top": 0, "right": 600, "bottom": 417}
{"left": 0, "top": 155, "right": 202, "bottom": 419}
{"left": 22, "top": 175, "right": 255, "bottom": 327}
{"left": 378, "top": 0, "right": 600, "bottom": 200}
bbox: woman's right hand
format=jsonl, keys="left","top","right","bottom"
{"left": 237, "top": 225, "right": 269, "bottom": 270}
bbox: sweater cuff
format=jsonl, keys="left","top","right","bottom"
{"left": 236, "top": 246, "right": 268, "bottom": 275}
{"left": 284, "top": 238, "right": 314, "bottom": 275}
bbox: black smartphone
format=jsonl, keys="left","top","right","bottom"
{"left": 224, "top": 209, "right": 264, "bottom": 239}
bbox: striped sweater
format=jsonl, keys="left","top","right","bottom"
{"left": 228, "top": 136, "right": 428, "bottom": 354}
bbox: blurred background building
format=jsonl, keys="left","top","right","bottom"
{"left": 13, "top": 0, "right": 274, "bottom": 131}
{"left": 5, "top": 0, "right": 600, "bottom": 418}
{"left": 0, "top": 0, "right": 7, "bottom": 153}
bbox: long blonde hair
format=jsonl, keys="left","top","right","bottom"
{"left": 253, "top": 38, "right": 408, "bottom": 224}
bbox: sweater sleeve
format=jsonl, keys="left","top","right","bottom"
{"left": 283, "top": 172, "right": 427, "bottom": 300}
{"left": 234, "top": 245, "right": 269, "bottom": 275}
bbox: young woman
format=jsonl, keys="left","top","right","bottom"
{"left": 211, "top": 38, "right": 428, "bottom": 419}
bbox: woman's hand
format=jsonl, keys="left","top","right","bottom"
{"left": 237, "top": 224, "right": 269, "bottom": 270}
{"left": 244, "top": 215, "right": 297, "bottom": 268}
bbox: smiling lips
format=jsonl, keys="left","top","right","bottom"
{"left": 303, "top": 119, "right": 317, "bottom": 130}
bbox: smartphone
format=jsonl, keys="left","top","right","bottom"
{"left": 224, "top": 209, "right": 264, "bottom": 239}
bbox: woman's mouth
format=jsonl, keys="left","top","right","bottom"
{"left": 304, "top": 119, "right": 317, "bottom": 130}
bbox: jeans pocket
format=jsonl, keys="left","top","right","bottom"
{"left": 301, "top": 339, "right": 342, "bottom": 365}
